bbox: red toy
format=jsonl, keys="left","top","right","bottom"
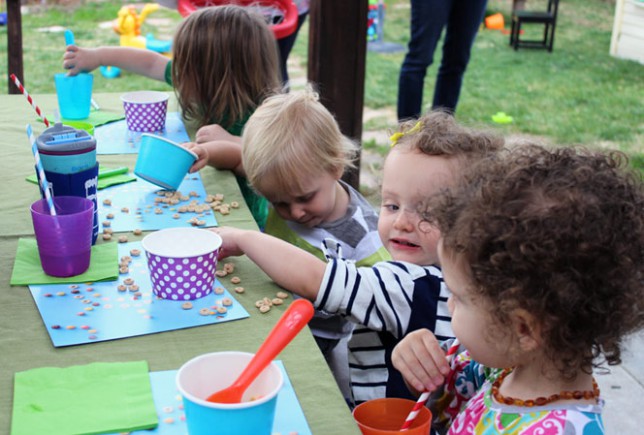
{"left": 177, "top": 0, "right": 298, "bottom": 39}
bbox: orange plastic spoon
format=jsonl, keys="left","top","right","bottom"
{"left": 206, "top": 298, "right": 315, "bottom": 403}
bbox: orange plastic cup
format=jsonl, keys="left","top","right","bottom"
{"left": 485, "top": 13, "right": 505, "bottom": 30}
{"left": 353, "top": 398, "right": 432, "bottom": 435}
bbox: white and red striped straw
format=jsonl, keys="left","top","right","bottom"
{"left": 10, "top": 73, "right": 51, "bottom": 127}
{"left": 26, "top": 124, "right": 56, "bottom": 216}
{"left": 399, "top": 339, "right": 460, "bottom": 432}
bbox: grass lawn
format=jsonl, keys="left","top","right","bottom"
{"left": 1, "top": 0, "right": 642, "bottom": 168}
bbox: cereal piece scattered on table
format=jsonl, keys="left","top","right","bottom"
{"left": 255, "top": 300, "right": 265, "bottom": 308}
{"left": 102, "top": 221, "right": 111, "bottom": 227}
{"left": 130, "top": 249, "right": 141, "bottom": 257}
{"left": 103, "top": 228, "right": 114, "bottom": 235}
{"left": 106, "top": 213, "right": 114, "bottom": 219}
{"left": 230, "top": 201, "right": 239, "bottom": 209}
{"left": 118, "top": 235, "right": 128, "bottom": 243}
{"left": 223, "top": 263, "right": 235, "bottom": 273}
{"left": 121, "top": 207, "right": 129, "bottom": 213}
{"left": 272, "top": 298, "right": 284, "bottom": 306}
{"left": 198, "top": 308, "right": 211, "bottom": 316}
{"left": 215, "top": 270, "right": 228, "bottom": 278}
{"left": 262, "top": 297, "right": 273, "bottom": 306}
{"left": 128, "top": 284, "right": 139, "bottom": 292}
{"left": 102, "top": 233, "right": 112, "bottom": 241}
{"left": 172, "top": 214, "right": 180, "bottom": 219}
{"left": 217, "top": 306, "right": 228, "bottom": 314}
{"left": 133, "top": 228, "right": 143, "bottom": 236}
{"left": 230, "top": 276, "right": 241, "bottom": 284}
{"left": 222, "top": 297, "right": 233, "bottom": 306}
{"left": 259, "top": 305, "right": 271, "bottom": 313}
{"left": 214, "top": 286, "right": 225, "bottom": 295}
{"left": 276, "top": 291, "right": 289, "bottom": 299}
{"left": 234, "top": 286, "right": 245, "bottom": 294}
{"left": 123, "top": 278, "right": 134, "bottom": 285}
{"left": 181, "top": 302, "right": 193, "bottom": 310}
{"left": 119, "top": 266, "right": 129, "bottom": 274}
{"left": 117, "top": 285, "right": 127, "bottom": 292}
{"left": 102, "top": 199, "right": 112, "bottom": 206}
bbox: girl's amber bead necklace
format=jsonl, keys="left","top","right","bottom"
{"left": 491, "top": 369, "right": 600, "bottom": 407}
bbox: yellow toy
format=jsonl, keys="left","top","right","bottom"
{"left": 113, "top": 3, "right": 171, "bottom": 54}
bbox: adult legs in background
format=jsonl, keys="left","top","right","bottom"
{"left": 397, "top": 0, "right": 449, "bottom": 121}
{"left": 397, "top": 0, "right": 488, "bottom": 119}
{"left": 432, "top": 0, "right": 488, "bottom": 112}
{"left": 277, "top": 11, "right": 309, "bottom": 86}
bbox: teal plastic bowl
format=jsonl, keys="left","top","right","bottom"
{"left": 134, "top": 134, "right": 197, "bottom": 191}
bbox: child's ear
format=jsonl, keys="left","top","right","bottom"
{"left": 333, "top": 165, "right": 344, "bottom": 181}
{"left": 510, "top": 308, "right": 541, "bottom": 352}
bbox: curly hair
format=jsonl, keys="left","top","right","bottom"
{"left": 393, "top": 110, "right": 504, "bottom": 163}
{"left": 431, "top": 144, "right": 644, "bottom": 378}
{"left": 172, "top": 5, "right": 280, "bottom": 129}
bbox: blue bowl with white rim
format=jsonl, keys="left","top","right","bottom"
{"left": 134, "top": 133, "right": 197, "bottom": 191}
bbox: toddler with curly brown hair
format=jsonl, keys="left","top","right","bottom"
{"left": 392, "top": 144, "right": 644, "bottom": 434}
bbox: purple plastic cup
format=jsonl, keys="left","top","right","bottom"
{"left": 121, "top": 91, "right": 169, "bottom": 132}
{"left": 30, "top": 196, "right": 94, "bottom": 277}
{"left": 142, "top": 228, "right": 222, "bottom": 300}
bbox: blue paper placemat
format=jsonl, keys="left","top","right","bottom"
{"left": 116, "top": 362, "right": 312, "bottom": 435}
{"left": 95, "top": 112, "right": 190, "bottom": 154}
{"left": 97, "top": 171, "right": 218, "bottom": 233}
{"left": 29, "top": 242, "right": 248, "bottom": 347}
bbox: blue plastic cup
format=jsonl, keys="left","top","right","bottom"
{"left": 134, "top": 133, "right": 197, "bottom": 190}
{"left": 54, "top": 72, "right": 93, "bottom": 120}
{"left": 176, "top": 352, "right": 283, "bottom": 435}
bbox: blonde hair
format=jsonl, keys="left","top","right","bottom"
{"left": 242, "top": 86, "right": 358, "bottom": 193}
{"left": 172, "top": 5, "right": 280, "bottom": 129}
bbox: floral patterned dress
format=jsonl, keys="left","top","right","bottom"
{"left": 432, "top": 351, "right": 604, "bottom": 434}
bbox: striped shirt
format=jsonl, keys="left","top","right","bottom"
{"left": 316, "top": 242, "right": 454, "bottom": 405}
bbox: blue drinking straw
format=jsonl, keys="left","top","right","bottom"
{"left": 26, "top": 124, "right": 57, "bottom": 216}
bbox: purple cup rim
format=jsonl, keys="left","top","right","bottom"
{"left": 120, "top": 90, "right": 169, "bottom": 104}
{"left": 140, "top": 133, "right": 198, "bottom": 160}
{"left": 175, "top": 351, "right": 284, "bottom": 409}
{"left": 142, "top": 228, "right": 222, "bottom": 258}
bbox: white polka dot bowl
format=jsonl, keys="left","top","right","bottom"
{"left": 142, "top": 228, "right": 222, "bottom": 301}
{"left": 121, "top": 90, "right": 169, "bottom": 132}
{"left": 134, "top": 133, "right": 197, "bottom": 191}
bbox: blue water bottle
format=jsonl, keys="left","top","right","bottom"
{"left": 36, "top": 123, "right": 99, "bottom": 244}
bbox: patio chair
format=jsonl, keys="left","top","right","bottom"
{"left": 510, "top": 0, "right": 560, "bottom": 52}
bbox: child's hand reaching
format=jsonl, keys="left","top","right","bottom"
{"left": 195, "top": 124, "right": 238, "bottom": 144}
{"left": 392, "top": 329, "right": 452, "bottom": 395}
{"left": 182, "top": 142, "right": 209, "bottom": 173}
{"left": 63, "top": 46, "right": 99, "bottom": 76}
{"left": 210, "top": 227, "right": 247, "bottom": 259}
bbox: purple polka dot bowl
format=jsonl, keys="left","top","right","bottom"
{"left": 121, "top": 91, "right": 169, "bottom": 132}
{"left": 142, "top": 228, "right": 222, "bottom": 301}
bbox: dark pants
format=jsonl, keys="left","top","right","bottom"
{"left": 277, "top": 12, "right": 309, "bottom": 85}
{"left": 397, "top": 0, "right": 488, "bottom": 119}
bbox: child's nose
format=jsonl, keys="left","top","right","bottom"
{"left": 289, "top": 204, "right": 306, "bottom": 220}
{"left": 393, "top": 209, "right": 416, "bottom": 231}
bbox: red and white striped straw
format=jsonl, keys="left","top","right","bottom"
{"left": 10, "top": 73, "right": 51, "bottom": 127}
{"left": 399, "top": 339, "right": 460, "bottom": 431}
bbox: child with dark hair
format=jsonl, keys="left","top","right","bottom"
{"left": 63, "top": 5, "right": 281, "bottom": 228}
{"left": 392, "top": 145, "right": 644, "bottom": 434}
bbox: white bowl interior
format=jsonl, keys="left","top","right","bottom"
{"left": 142, "top": 228, "right": 222, "bottom": 258}
{"left": 121, "top": 91, "right": 169, "bottom": 104}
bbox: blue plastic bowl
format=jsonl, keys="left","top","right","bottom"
{"left": 134, "top": 134, "right": 197, "bottom": 191}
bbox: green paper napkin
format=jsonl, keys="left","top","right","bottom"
{"left": 11, "top": 361, "right": 158, "bottom": 435}
{"left": 61, "top": 109, "right": 125, "bottom": 128}
{"left": 10, "top": 238, "right": 119, "bottom": 286}
{"left": 26, "top": 166, "right": 136, "bottom": 190}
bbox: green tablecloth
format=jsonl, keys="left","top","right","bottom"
{"left": 0, "top": 93, "right": 359, "bottom": 434}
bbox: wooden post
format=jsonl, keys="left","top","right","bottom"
{"left": 308, "top": 0, "right": 368, "bottom": 190}
{"left": 7, "top": 0, "right": 24, "bottom": 94}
